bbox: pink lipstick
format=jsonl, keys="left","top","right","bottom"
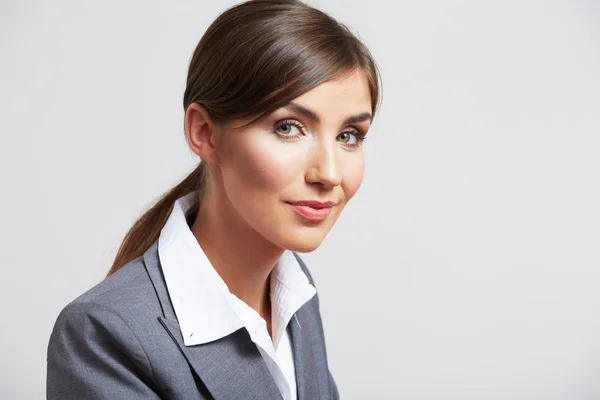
{"left": 286, "top": 200, "right": 335, "bottom": 221}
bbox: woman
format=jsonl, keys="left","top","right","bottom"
{"left": 46, "top": 0, "right": 381, "bottom": 398}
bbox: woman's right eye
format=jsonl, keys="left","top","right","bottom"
{"left": 275, "top": 124, "right": 298, "bottom": 135}
{"left": 273, "top": 119, "right": 304, "bottom": 138}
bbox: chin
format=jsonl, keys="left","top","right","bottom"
{"left": 275, "top": 228, "right": 329, "bottom": 253}
{"left": 284, "top": 240, "right": 321, "bottom": 253}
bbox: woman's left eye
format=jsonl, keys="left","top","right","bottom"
{"left": 337, "top": 131, "right": 359, "bottom": 145}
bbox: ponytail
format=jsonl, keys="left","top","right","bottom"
{"left": 106, "top": 162, "right": 207, "bottom": 277}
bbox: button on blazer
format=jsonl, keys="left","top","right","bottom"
{"left": 46, "top": 240, "right": 340, "bottom": 399}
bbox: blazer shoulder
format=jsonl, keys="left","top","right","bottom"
{"left": 71, "top": 253, "right": 154, "bottom": 308}
{"left": 52, "top": 254, "right": 163, "bottom": 338}
{"left": 47, "top": 256, "right": 164, "bottom": 398}
{"left": 70, "top": 255, "right": 147, "bottom": 305}
{"left": 47, "top": 298, "right": 160, "bottom": 399}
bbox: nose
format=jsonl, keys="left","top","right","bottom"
{"left": 305, "top": 139, "right": 342, "bottom": 188}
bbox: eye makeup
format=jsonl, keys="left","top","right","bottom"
{"left": 271, "top": 118, "right": 367, "bottom": 149}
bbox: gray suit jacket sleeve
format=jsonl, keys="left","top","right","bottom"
{"left": 47, "top": 301, "right": 160, "bottom": 399}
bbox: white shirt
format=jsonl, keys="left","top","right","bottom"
{"left": 158, "top": 191, "right": 317, "bottom": 400}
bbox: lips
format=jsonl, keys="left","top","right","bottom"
{"left": 286, "top": 200, "right": 336, "bottom": 221}
{"left": 287, "top": 200, "right": 335, "bottom": 208}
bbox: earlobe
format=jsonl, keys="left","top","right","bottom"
{"left": 184, "top": 103, "right": 220, "bottom": 165}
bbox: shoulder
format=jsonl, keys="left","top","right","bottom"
{"left": 49, "top": 255, "right": 162, "bottom": 348}
{"left": 70, "top": 255, "right": 149, "bottom": 306}
{"left": 46, "top": 256, "right": 164, "bottom": 398}
{"left": 64, "top": 254, "right": 161, "bottom": 319}
{"left": 47, "top": 256, "right": 161, "bottom": 384}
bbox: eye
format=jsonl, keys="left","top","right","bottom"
{"left": 337, "top": 131, "right": 358, "bottom": 144}
{"left": 337, "top": 129, "right": 367, "bottom": 149}
{"left": 272, "top": 119, "right": 305, "bottom": 140}
{"left": 275, "top": 123, "right": 300, "bottom": 135}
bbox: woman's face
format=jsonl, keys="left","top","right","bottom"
{"left": 215, "top": 70, "right": 372, "bottom": 252}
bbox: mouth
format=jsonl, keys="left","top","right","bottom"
{"left": 285, "top": 200, "right": 336, "bottom": 221}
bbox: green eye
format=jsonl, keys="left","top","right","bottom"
{"left": 337, "top": 132, "right": 357, "bottom": 144}
{"left": 273, "top": 119, "right": 303, "bottom": 137}
{"left": 276, "top": 124, "right": 293, "bottom": 135}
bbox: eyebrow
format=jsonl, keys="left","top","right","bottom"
{"left": 284, "top": 102, "right": 372, "bottom": 126}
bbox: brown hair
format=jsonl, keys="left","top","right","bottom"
{"left": 106, "top": 0, "right": 381, "bottom": 277}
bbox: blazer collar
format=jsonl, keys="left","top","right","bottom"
{"left": 142, "top": 240, "right": 322, "bottom": 400}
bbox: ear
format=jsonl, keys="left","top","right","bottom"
{"left": 184, "top": 103, "right": 221, "bottom": 165}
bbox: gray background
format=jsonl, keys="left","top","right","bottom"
{"left": 1, "top": 0, "right": 599, "bottom": 398}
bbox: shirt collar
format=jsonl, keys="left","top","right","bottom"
{"left": 158, "top": 190, "right": 316, "bottom": 347}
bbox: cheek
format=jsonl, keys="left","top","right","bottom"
{"left": 222, "top": 134, "right": 305, "bottom": 194}
{"left": 341, "top": 154, "right": 366, "bottom": 200}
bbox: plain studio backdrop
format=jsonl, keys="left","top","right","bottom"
{"left": 1, "top": 0, "right": 599, "bottom": 398}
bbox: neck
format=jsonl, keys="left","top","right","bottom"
{"left": 190, "top": 185, "right": 283, "bottom": 330}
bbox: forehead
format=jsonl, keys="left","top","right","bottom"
{"left": 225, "top": 70, "right": 372, "bottom": 131}
{"left": 291, "top": 70, "right": 372, "bottom": 122}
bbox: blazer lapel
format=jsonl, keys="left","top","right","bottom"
{"left": 159, "top": 316, "right": 282, "bottom": 400}
{"left": 143, "top": 241, "right": 282, "bottom": 400}
{"left": 289, "top": 308, "right": 321, "bottom": 400}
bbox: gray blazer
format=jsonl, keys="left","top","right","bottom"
{"left": 46, "top": 240, "right": 339, "bottom": 399}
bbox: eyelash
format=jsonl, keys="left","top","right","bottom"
{"left": 272, "top": 119, "right": 367, "bottom": 149}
